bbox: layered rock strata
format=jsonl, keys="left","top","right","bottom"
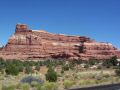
{"left": 0, "top": 24, "right": 119, "bottom": 60}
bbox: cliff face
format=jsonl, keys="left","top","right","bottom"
{"left": 0, "top": 24, "right": 120, "bottom": 60}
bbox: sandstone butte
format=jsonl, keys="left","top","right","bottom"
{"left": 0, "top": 24, "right": 120, "bottom": 60}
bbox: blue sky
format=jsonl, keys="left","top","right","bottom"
{"left": 0, "top": 0, "right": 120, "bottom": 48}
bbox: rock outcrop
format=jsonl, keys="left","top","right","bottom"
{"left": 0, "top": 24, "right": 120, "bottom": 60}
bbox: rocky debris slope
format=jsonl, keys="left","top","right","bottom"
{"left": 0, "top": 24, "right": 120, "bottom": 60}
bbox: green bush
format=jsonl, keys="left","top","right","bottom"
{"left": 42, "top": 82, "right": 58, "bottom": 90}
{"left": 18, "top": 65, "right": 24, "bottom": 72}
{"left": 0, "top": 58, "right": 5, "bottom": 73}
{"left": 25, "top": 65, "right": 32, "bottom": 74}
{"left": 31, "top": 81, "right": 38, "bottom": 87}
{"left": 110, "top": 56, "right": 118, "bottom": 66}
{"left": 21, "top": 83, "right": 30, "bottom": 90}
{"left": 103, "top": 56, "right": 118, "bottom": 68}
{"left": 63, "top": 80, "right": 75, "bottom": 89}
{"left": 35, "top": 64, "right": 40, "bottom": 71}
{"left": 5, "top": 64, "right": 19, "bottom": 75}
{"left": 89, "top": 58, "right": 97, "bottom": 65}
{"left": 62, "top": 64, "right": 70, "bottom": 71}
{"left": 16, "top": 83, "right": 22, "bottom": 89}
{"left": 79, "top": 79, "right": 96, "bottom": 85}
{"left": 8, "top": 85, "right": 16, "bottom": 90}
{"left": 71, "top": 59, "right": 82, "bottom": 65}
{"left": 46, "top": 67, "right": 57, "bottom": 82}
{"left": 103, "top": 74, "right": 110, "bottom": 78}
{"left": 2, "top": 85, "right": 16, "bottom": 90}
{"left": 84, "top": 64, "right": 89, "bottom": 68}
{"left": 2, "top": 85, "right": 7, "bottom": 90}
{"left": 37, "top": 84, "right": 42, "bottom": 90}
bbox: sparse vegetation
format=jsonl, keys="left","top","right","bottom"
{"left": 103, "top": 56, "right": 118, "bottom": 68}
{"left": 21, "top": 83, "right": 30, "bottom": 90}
{"left": 0, "top": 58, "right": 120, "bottom": 90}
{"left": 64, "top": 80, "right": 75, "bottom": 89}
{"left": 2, "top": 85, "right": 16, "bottom": 90}
{"left": 62, "top": 64, "right": 70, "bottom": 71}
{"left": 25, "top": 65, "right": 32, "bottom": 74}
{"left": 46, "top": 67, "right": 57, "bottom": 82}
{"left": 42, "top": 82, "right": 58, "bottom": 90}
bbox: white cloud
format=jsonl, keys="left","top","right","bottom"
{"left": 0, "top": 45, "right": 2, "bottom": 47}
{"left": 0, "top": 43, "right": 3, "bottom": 47}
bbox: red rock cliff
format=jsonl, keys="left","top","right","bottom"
{"left": 0, "top": 24, "right": 120, "bottom": 60}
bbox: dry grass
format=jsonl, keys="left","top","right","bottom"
{"left": 0, "top": 67, "right": 120, "bottom": 90}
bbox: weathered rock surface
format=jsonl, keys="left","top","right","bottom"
{"left": 0, "top": 24, "right": 120, "bottom": 60}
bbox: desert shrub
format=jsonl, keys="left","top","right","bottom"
{"left": 40, "top": 85, "right": 46, "bottom": 90}
{"left": 72, "top": 59, "right": 82, "bottom": 65}
{"left": 62, "top": 64, "right": 70, "bottom": 71}
{"left": 41, "top": 82, "right": 58, "bottom": 90}
{"left": 63, "top": 80, "right": 75, "bottom": 89}
{"left": 25, "top": 65, "right": 32, "bottom": 74}
{"left": 114, "top": 77, "right": 120, "bottom": 82}
{"left": 69, "top": 63, "right": 75, "bottom": 70}
{"left": 102, "top": 60, "right": 112, "bottom": 68}
{"left": 103, "top": 73, "right": 110, "bottom": 78}
{"left": 115, "top": 68, "right": 120, "bottom": 76}
{"left": 0, "top": 58, "right": 5, "bottom": 73}
{"left": 94, "top": 74, "right": 104, "bottom": 84}
{"left": 5, "top": 64, "right": 19, "bottom": 75}
{"left": 35, "top": 64, "right": 40, "bottom": 71}
{"left": 97, "top": 65, "right": 102, "bottom": 69}
{"left": 2, "top": 85, "right": 7, "bottom": 90}
{"left": 18, "top": 65, "right": 24, "bottom": 72}
{"left": 79, "top": 79, "right": 96, "bottom": 85}
{"left": 110, "top": 56, "right": 118, "bottom": 66}
{"left": 31, "top": 81, "right": 38, "bottom": 87}
{"left": 21, "top": 83, "right": 30, "bottom": 90}
{"left": 103, "top": 56, "right": 118, "bottom": 68}
{"left": 95, "top": 74, "right": 103, "bottom": 80}
{"left": 21, "top": 76, "right": 44, "bottom": 84}
{"left": 84, "top": 64, "right": 89, "bottom": 68}
{"left": 0, "top": 75, "right": 4, "bottom": 80}
{"left": 46, "top": 67, "right": 57, "bottom": 82}
{"left": 95, "top": 79, "right": 100, "bottom": 84}
{"left": 3, "top": 60, "right": 24, "bottom": 74}
{"left": 113, "top": 66, "right": 119, "bottom": 69}
{"left": 0, "top": 67, "right": 4, "bottom": 74}
{"left": 16, "top": 83, "right": 22, "bottom": 89}
{"left": 89, "top": 58, "right": 97, "bottom": 66}
{"left": 61, "top": 70, "right": 64, "bottom": 74}
{"left": 2, "top": 85, "right": 16, "bottom": 90}
{"left": 37, "top": 84, "right": 42, "bottom": 90}
{"left": 12, "top": 60, "right": 24, "bottom": 72}
{"left": 94, "top": 78, "right": 106, "bottom": 84}
{"left": 7, "top": 85, "right": 16, "bottom": 90}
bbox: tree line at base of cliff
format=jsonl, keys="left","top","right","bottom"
{"left": 0, "top": 56, "right": 120, "bottom": 76}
